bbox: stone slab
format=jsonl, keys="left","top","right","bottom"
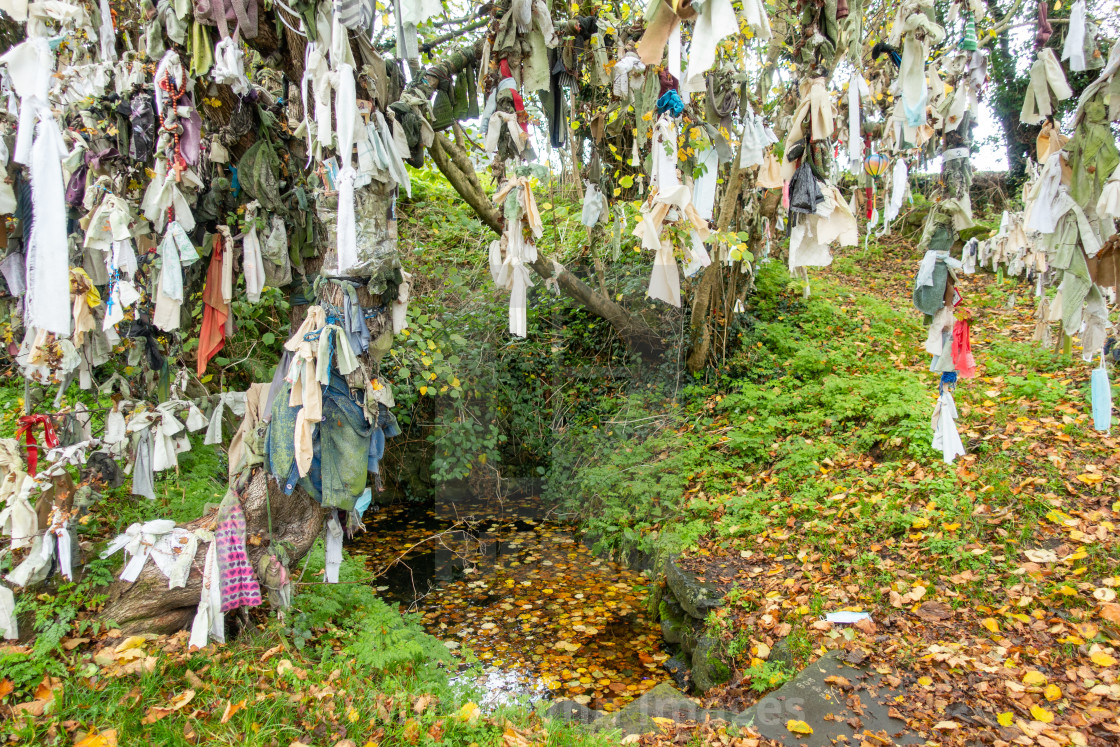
{"left": 736, "top": 652, "right": 920, "bottom": 746}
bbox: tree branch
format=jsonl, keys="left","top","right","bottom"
{"left": 428, "top": 134, "right": 663, "bottom": 356}
{"left": 978, "top": 0, "right": 1028, "bottom": 47}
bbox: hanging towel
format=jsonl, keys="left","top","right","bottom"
{"left": 324, "top": 512, "right": 343, "bottom": 583}
{"left": 198, "top": 235, "right": 230, "bottom": 376}
{"left": 900, "top": 37, "right": 929, "bottom": 129}
{"left": 847, "top": 74, "right": 870, "bottom": 173}
{"left": 1062, "top": 0, "right": 1088, "bottom": 72}
{"left": 25, "top": 113, "right": 72, "bottom": 337}
{"left": 0, "top": 585, "right": 16, "bottom": 640}
{"left": 1092, "top": 356, "right": 1112, "bottom": 432}
{"left": 215, "top": 492, "right": 262, "bottom": 613}
{"left": 242, "top": 204, "right": 266, "bottom": 302}
{"left": 680, "top": 0, "right": 737, "bottom": 95}
{"left": 740, "top": 0, "right": 772, "bottom": 40}
{"left": 1020, "top": 49, "right": 1073, "bottom": 125}
{"left": 189, "top": 530, "right": 224, "bottom": 648}
{"left": 932, "top": 390, "right": 966, "bottom": 464}
{"left": 884, "top": 158, "right": 909, "bottom": 226}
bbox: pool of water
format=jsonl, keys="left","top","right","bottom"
{"left": 349, "top": 495, "right": 669, "bottom": 712}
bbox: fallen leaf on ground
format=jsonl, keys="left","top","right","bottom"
{"left": 786, "top": 720, "right": 813, "bottom": 735}
{"left": 1090, "top": 651, "right": 1117, "bottom": 667}
{"left": 74, "top": 730, "right": 118, "bottom": 747}
{"left": 1030, "top": 705, "right": 1054, "bottom": 723}
{"left": 219, "top": 699, "right": 246, "bottom": 724}
{"left": 914, "top": 601, "right": 953, "bottom": 622}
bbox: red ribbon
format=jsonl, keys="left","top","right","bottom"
{"left": 15, "top": 414, "right": 59, "bottom": 476}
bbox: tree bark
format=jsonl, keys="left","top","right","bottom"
{"left": 102, "top": 470, "right": 325, "bottom": 634}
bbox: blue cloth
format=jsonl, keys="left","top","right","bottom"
{"left": 265, "top": 380, "right": 303, "bottom": 495}
{"left": 1092, "top": 366, "right": 1112, "bottom": 432}
{"left": 354, "top": 488, "right": 372, "bottom": 516}
{"left": 656, "top": 90, "right": 684, "bottom": 117}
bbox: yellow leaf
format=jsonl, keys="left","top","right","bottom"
{"left": 1090, "top": 651, "right": 1117, "bottom": 667}
{"left": 1022, "top": 671, "right": 1047, "bottom": 686}
{"left": 911, "top": 517, "right": 930, "bottom": 529}
{"left": 74, "top": 731, "right": 118, "bottom": 747}
{"left": 917, "top": 676, "right": 933, "bottom": 687}
{"left": 114, "top": 635, "right": 149, "bottom": 653}
{"left": 997, "top": 711, "right": 1014, "bottom": 727}
{"left": 1044, "top": 684, "right": 1062, "bottom": 701}
{"left": 981, "top": 618, "right": 1000, "bottom": 633}
{"left": 786, "top": 720, "right": 813, "bottom": 735}
{"left": 168, "top": 690, "right": 195, "bottom": 711}
{"left": 419, "top": 386, "right": 427, "bottom": 395}
{"left": 1030, "top": 705, "right": 1054, "bottom": 723}
{"left": 220, "top": 699, "right": 246, "bottom": 724}
{"left": 1077, "top": 473, "right": 1104, "bottom": 484}
{"left": 456, "top": 702, "right": 481, "bottom": 725}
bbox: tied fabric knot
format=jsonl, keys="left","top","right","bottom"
{"left": 101, "top": 519, "right": 179, "bottom": 582}
{"left": 0, "top": 466, "right": 36, "bottom": 551}
{"left": 212, "top": 36, "right": 250, "bottom": 95}
{"left": 1020, "top": 49, "right": 1073, "bottom": 125}
{"left": 612, "top": 52, "right": 646, "bottom": 100}
{"left": 158, "top": 221, "right": 200, "bottom": 303}
{"left": 204, "top": 391, "right": 248, "bottom": 445}
{"left": 194, "top": 0, "right": 258, "bottom": 39}
{"left": 491, "top": 177, "right": 544, "bottom": 336}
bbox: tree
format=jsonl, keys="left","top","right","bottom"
{"left": 0, "top": 0, "right": 1032, "bottom": 636}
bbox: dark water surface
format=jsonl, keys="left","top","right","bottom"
{"left": 349, "top": 495, "right": 668, "bottom": 711}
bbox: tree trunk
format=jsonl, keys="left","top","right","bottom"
{"left": 102, "top": 470, "right": 325, "bottom": 634}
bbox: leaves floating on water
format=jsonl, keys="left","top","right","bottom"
{"left": 352, "top": 499, "right": 669, "bottom": 711}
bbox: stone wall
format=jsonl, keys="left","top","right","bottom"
{"left": 655, "top": 556, "right": 730, "bottom": 693}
